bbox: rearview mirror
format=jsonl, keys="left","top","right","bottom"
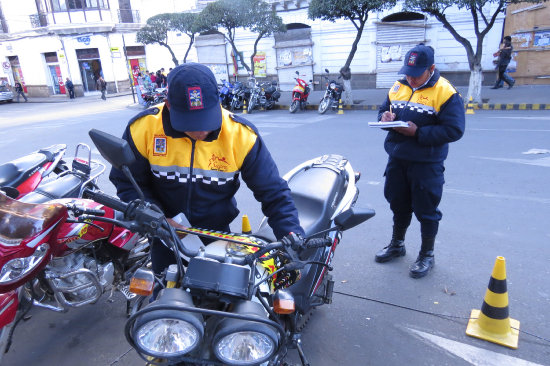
{"left": 295, "top": 71, "right": 299, "bottom": 75}
{"left": 88, "top": 129, "right": 136, "bottom": 170}
{"left": 325, "top": 68, "right": 329, "bottom": 73}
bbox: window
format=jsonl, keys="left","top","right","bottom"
{"left": 51, "top": 0, "right": 67, "bottom": 11}
{"left": 67, "top": 0, "right": 84, "bottom": 9}
{"left": 51, "top": 0, "right": 107, "bottom": 11}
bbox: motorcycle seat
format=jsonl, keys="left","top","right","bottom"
{"left": 288, "top": 164, "right": 345, "bottom": 237}
{"left": 0, "top": 154, "right": 48, "bottom": 187}
{"left": 18, "top": 173, "right": 84, "bottom": 204}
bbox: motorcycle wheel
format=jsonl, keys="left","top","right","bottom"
{"left": 318, "top": 97, "right": 330, "bottom": 114}
{"left": 289, "top": 100, "right": 299, "bottom": 113}
{"left": 247, "top": 99, "right": 255, "bottom": 114}
{"left": 230, "top": 100, "right": 237, "bottom": 112}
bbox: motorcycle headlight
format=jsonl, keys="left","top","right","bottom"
{"left": 131, "top": 289, "right": 204, "bottom": 359}
{"left": 213, "top": 301, "right": 278, "bottom": 365}
{"left": 0, "top": 243, "right": 49, "bottom": 284}
{"left": 330, "top": 82, "right": 336, "bottom": 90}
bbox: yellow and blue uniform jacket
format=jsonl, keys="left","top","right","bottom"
{"left": 378, "top": 69, "right": 465, "bottom": 162}
{"left": 109, "top": 105, "right": 304, "bottom": 239}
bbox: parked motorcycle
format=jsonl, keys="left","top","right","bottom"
{"left": 229, "top": 81, "right": 249, "bottom": 112}
{"left": 219, "top": 79, "right": 234, "bottom": 110}
{"left": 247, "top": 77, "right": 281, "bottom": 113}
{"left": 82, "top": 129, "right": 375, "bottom": 366}
{"left": 289, "top": 71, "right": 311, "bottom": 113}
{"left": 142, "top": 88, "right": 167, "bottom": 108}
{"left": 318, "top": 69, "right": 344, "bottom": 114}
{"left": 0, "top": 143, "right": 149, "bottom": 358}
{"left": 0, "top": 144, "right": 68, "bottom": 199}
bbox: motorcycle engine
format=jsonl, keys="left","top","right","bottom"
{"left": 45, "top": 253, "right": 114, "bottom": 302}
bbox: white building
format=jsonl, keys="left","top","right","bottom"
{"left": 0, "top": 0, "right": 505, "bottom": 98}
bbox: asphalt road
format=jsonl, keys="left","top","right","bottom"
{"left": 0, "top": 98, "right": 549, "bottom": 366}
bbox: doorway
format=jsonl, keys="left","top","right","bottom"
{"left": 76, "top": 48, "right": 102, "bottom": 92}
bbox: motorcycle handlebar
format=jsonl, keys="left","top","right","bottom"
{"left": 84, "top": 189, "right": 129, "bottom": 214}
{"left": 305, "top": 237, "right": 333, "bottom": 248}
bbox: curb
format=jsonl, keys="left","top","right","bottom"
{"left": 249, "top": 103, "right": 550, "bottom": 112}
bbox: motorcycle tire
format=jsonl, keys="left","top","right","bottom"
{"left": 247, "top": 99, "right": 256, "bottom": 114}
{"left": 289, "top": 100, "right": 299, "bottom": 113}
{"left": 318, "top": 97, "right": 331, "bottom": 114}
{"left": 230, "top": 100, "right": 237, "bottom": 112}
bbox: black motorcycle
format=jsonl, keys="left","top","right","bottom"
{"left": 229, "top": 81, "right": 249, "bottom": 111}
{"left": 247, "top": 77, "right": 281, "bottom": 113}
{"left": 142, "top": 88, "right": 167, "bottom": 108}
{"left": 84, "top": 129, "right": 375, "bottom": 366}
{"left": 318, "top": 69, "right": 344, "bottom": 114}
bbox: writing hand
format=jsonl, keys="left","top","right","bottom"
{"left": 381, "top": 111, "right": 396, "bottom": 122}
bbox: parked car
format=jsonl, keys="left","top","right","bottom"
{"left": 0, "top": 85, "right": 14, "bottom": 103}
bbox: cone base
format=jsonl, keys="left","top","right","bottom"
{"left": 466, "top": 309, "right": 520, "bottom": 349}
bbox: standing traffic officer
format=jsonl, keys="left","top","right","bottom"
{"left": 374, "top": 43, "right": 465, "bottom": 278}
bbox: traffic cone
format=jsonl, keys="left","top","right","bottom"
{"left": 241, "top": 214, "right": 251, "bottom": 234}
{"left": 466, "top": 256, "right": 520, "bottom": 349}
{"left": 466, "top": 96, "right": 475, "bottom": 114}
{"left": 337, "top": 99, "right": 344, "bottom": 115}
{"left": 242, "top": 99, "right": 247, "bottom": 114}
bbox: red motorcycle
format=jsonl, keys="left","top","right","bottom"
{"left": 0, "top": 144, "right": 67, "bottom": 199}
{"left": 289, "top": 71, "right": 311, "bottom": 113}
{"left": 0, "top": 190, "right": 149, "bottom": 357}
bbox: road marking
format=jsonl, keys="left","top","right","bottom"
{"left": 473, "top": 156, "right": 550, "bottom": 168}
{"left": 445, "top": 188, "right": 550, "bottom": 204}
{"left": 407, "top": 328, "right": 544, "bottom": 366}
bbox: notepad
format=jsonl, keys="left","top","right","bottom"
{"left": 368, "top": 121, "right": 409, "bottom": 128}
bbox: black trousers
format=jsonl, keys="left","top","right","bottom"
{"left": 384, "top": 157, "right": 444, "bottom": 239}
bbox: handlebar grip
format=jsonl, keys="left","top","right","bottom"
{"left": 85, "top": 208, "right": 105, "bottom": 216}
{"left": 305, "top": 238, "right": 332, "bottom": 248}
{"left": 86, "top": 191, "right": 128, "bottom": 213}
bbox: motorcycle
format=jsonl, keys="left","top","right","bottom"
{"left": 142, "top": 88, "right": 167, "bottom": 108}
{"left": 318, "top": 69, "right": 344, "bottom": 114}
{"left": 219, "top": 79, "right": 234, "bottom": 110}
{"left": 0, "top": 144, "right": 68, "bottom": 200}
{"left": 289, "top": 71, "right": 311, "bottom": 113}
{"left": 0, "top": 144, "right": 149, "bottom": 358}
{"left": 229, "top": 81, "right": 249, "bottom": 112}
{"left": 247, "top": 77, "right": 281, "bottom": 113}
{"left": 82, "top": 129, "right": 375, "bottom": 366}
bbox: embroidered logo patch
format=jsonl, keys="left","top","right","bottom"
{"left": 391, "top": 84, "right": 400, "bottom": 93}
{"left": 154, "top": 137, "right": 167, "bottom": 156}
{"left": 208, "top": 153, "right": 229, "bottom": 172}
{"left": 188, "top": 86, "right": 204, "bottom": 110}
{"left": 408, "top": 52, "right": 418, "bottom": 66}
{"left": 418, "top": 95, "right": 430, "bottom": 105}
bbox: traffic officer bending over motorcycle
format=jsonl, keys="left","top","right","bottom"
{"left": 374, "top": 44, "right": 465, "bottom": 278}
{"left": 110, "top": 63, "right": 304, "bottom": 275}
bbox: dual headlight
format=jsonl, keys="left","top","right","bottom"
{"left": 131, "top": 289, "right": 278, "bottom": 365}
{"left": 0, "top": 243, "right": 49, "bottom": 284}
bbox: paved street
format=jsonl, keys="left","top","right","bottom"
{"left": 0, "top": 99, "right": 549, "bottom": 365}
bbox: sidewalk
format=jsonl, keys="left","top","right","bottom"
{"left": 17, "top": 85, "right": 550, "bottom": 110}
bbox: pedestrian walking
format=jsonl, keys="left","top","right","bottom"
{"left": 373, "top": 43, "right": 465, "bottom": 278}
{"left": 491, "top": 36, "right": 515, "bottom": 89}
{"left": 65, "top": 77, "right": 75, "bottom": 99}
{"left": 14, "top": 81, "right": 28, "bottom": 102}
{"left": 97, "top": 76, "right": 107, "bottom": 100}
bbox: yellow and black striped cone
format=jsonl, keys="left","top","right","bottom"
{"left": 466, "top": 96, "right": 475, "bottom": 115}
{"left": 466, "top": 256, "right": 520, "bottom": 349}
{"left": 337, "top": 99, "right": 344, "bottom": 114}
{"left": 242, "top": 98, "right": 248, "bottom": 114}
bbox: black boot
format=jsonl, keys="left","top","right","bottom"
{"left": 409, "top": 251, "right": 434, "bottom": 278}
{"left": 375, "top": 226, "right": 407, "bottom": 263}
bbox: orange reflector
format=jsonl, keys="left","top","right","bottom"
{"left": 274, "top": 298, "right": 295, "bottom": 314}
{"left": 129, "top": 277, "right": 154, "bottom": 296}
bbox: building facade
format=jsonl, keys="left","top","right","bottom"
{"left": 0, "top": 0, "right": 510, "bottom": 99}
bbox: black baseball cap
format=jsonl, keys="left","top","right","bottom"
{"left": 399, "top": 44, "right": 435, "bottom": 77}
{"left": 167, "top": 63, "right": 222, "bottom": 132}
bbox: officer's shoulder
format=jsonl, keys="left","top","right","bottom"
{"left": 128, "top": 106, "right": 162, "bottom": 127}
{"left": 228, "top": 112, "right": 259, "bottom": 135}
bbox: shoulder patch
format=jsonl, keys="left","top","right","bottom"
{"left": 128, "top": 107, "right": 161, "bottom": 127}
{"left": 229, "top": 113, "right": 259, "bottom": 135}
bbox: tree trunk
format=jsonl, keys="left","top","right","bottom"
{"left": 466, "top": 63, "right": 483, "bottom": 103}
{"left": 162, "top": 44, "right": 179, "bottom": 67}
{"left": 342, "top": 79, "right": 353, "bottom": 106}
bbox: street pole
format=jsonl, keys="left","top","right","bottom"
{"left": 122, "top": 33, "right": 136, "bottom": 103}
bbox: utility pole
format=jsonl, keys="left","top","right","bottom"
{"left": 122, "top": 33, "right": 136, "bottom": 103}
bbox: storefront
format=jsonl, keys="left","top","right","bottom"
{"left": 76, "top": 48, "right": 103, "bottom": 92}
{"left": 44, "top": 52, "right": 66, "bottom": 95}
{"left": 126, "top": 46, "right": 147, "bottom": 86}
{"left": 8, "top": 56, "right": 27, "bottom": 92}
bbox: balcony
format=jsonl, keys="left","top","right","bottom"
{"left": 118, "top": 9, "right": 140, "bottom": 24}
{"left": 30, "top": 13, "right": 48, "bottom": 28}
